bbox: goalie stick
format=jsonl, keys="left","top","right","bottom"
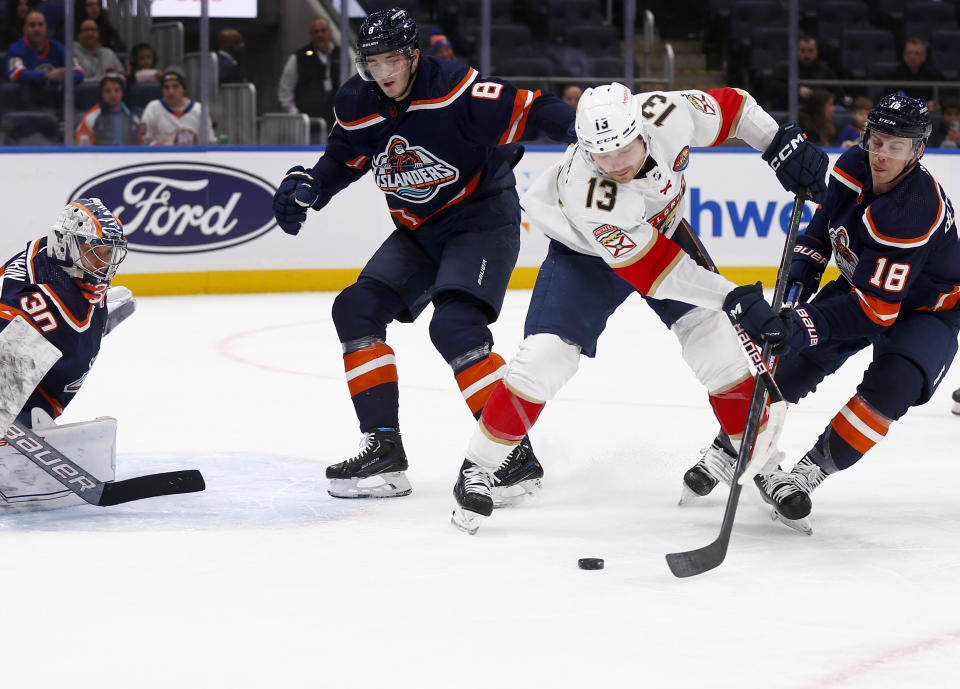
{"left": 665, "top": 190, "right": 807, "bottom": 578}
{"left": 4, "top": 421, "right": 205, "bottom": 506}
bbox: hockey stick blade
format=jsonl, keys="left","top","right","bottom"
{"left": 98, "top": 470, "right": 205, "bottom": 506}
{"left": 5, "top": 421, "right": 205, "bottom": 507}
{"left": 667, "top": 483, "right": 743, "bottom": 577}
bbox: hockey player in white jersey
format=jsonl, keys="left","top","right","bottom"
{"left": 449, "top": 82, "right": 828, "bottom": 534}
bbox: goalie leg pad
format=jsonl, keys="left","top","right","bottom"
{"left": 0, "top": 416, "right": 117, "bottom": 508}
{"left": 0, "top": 316, "right": 62, "bottom": 436}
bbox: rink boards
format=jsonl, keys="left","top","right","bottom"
{"left": 2, "top": 146, "right": 958, "bottom": 295}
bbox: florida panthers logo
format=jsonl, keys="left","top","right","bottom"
{"left": 373, "top": 136, "right": 460, "bottom": 203}
{"left": 828, "top": 225, "right": 858, "bottom": 281}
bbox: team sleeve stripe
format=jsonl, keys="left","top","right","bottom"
{"left": 831, "top": 165, "right": 864, "bottom": 193}
{"left": 37, "top": 284, "right": 95, "bottom": 331}
{"left": 498, "top": 89, "right": 537, "bottom": 145}
{"left": 409, "top": 68, "right": 478, "bottom": 109}
{"left": 337, "top": 112, "right": 386, "bottom": 130}
{"left": 611, "top": 230, "right": 684, "bottom": 295}
{"left": 863, "top": 183, "right": 942, "bottom": 248}
{"left": 705, "top": 88, "right": 747, "bottom": 147}
{"left": 852, "top": 286, "right": 900, "bottom": 325}
{"left": 345, "top": 155, "right": 370, "bottom": 170}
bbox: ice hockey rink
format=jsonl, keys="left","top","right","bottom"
{"left": 2, "top": 288, "right": 958, "bottom": 689}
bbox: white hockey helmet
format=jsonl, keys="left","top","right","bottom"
{"left": 575, "top": 82, "right": 644, "bottom": 154}
{"left": 48, "top": 198, "right": 127, "bottom": 283}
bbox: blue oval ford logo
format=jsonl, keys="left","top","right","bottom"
{"left": 69, "top": 161, "right": 277, "bottom": 254}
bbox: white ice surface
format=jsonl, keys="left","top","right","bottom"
{"left": 1, "top": 290, "right": 959, "bottom": 689}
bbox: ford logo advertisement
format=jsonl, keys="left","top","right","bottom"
{"left": 68, "top": 162, "right": 277, "bottom": 254}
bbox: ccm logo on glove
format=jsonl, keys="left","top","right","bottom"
{"left": 767, "top": 131, "right": 807, "bottom": 171}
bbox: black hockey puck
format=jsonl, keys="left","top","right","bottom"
{"left": 578, "top": 558, "right": 604, "bottom": 570}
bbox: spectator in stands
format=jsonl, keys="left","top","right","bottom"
{"left": 74, "top": 18, "right": 122, "bottom": 83}
{"left": 278, "top": 16, "right": 340, "bottom": 130}
{"left": 931, "top": 99, "right": 960, "bottom": 148}
{"left": 74, "top": 0, "right": 125, "bottom": 53}
{"left": 75, "top": 72, "right": 139, "bottom": 145}
{"left": 798, "top": 89, "right": 836, "bottom": 147}
{"left": 5, "top": 9, "right": 83, "bottom": 106}
{"left": 126, "top": 42, "right": 162, "bottom": 84}
{"left": 428, "top": 30, "right": 456, "bottom": 62}
{"left": 893, "top": 38, "right": 943, "bottom": 110}
{"left": 835, "top": 95, "right": 871, "bottom": 148}
{"left": 768, "top": 36, "right": 841, "bottom": 110}
{"left": 138, "top": 67, "right": 215, "bottom": 146}
{"left": 560, "top": 83, "right": 583, "bottom": 110}
{"left": 2, "top": 0, "right": 36, "bottom": 52}
{"left": 217, "top": 28, "right": 246, "bottom": 83}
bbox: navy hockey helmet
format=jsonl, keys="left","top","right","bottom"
{"left": 48, "top": 198, "right": 127, "bottom": 283}
{"left": 355, "top": 8, "right": 419, "bottom": 81}
{"left": 860, "top": 93, "right": 932, "bottom": 159}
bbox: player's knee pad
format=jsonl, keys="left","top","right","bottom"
{"left": 858, "top": 353, "right": 924, "bottom": 421}
{"left": 672, "top": 308, "right": 750, "bottom": 391}
{"left": 0, "top": 415, "right": 117, "bottom": 509}
{"left": 428, "top": 292, "right": 492, "bottom": 364}
{"left": 505, "top": 333, "right": 581, "bottom": 402}
{"left": 331, "top": 279, "right": 405, "bottom": 342}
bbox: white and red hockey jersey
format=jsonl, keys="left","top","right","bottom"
{"left": 138, "top": 99, "right": 215, "bottom": 146}
{"left": 522, "top": 87, "right": 780, "bottom": 308}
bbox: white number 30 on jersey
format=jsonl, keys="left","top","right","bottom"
{"left": 471, "top": 82, "right": 503, "bottom": 100}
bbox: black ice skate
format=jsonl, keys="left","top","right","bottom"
{"left": 753, "top": 454, "right": 826, "bottom": 535}
{"left": 325, "top": 428, "right": 411, "bottom": 498}
{"left": 491, "top": 436, "right": 544, "bottom": 508}
{"left": 679, "top": 437, "right": 736, "bottom": 504}
{"left": 952, "top": 387, "right": 960, "bottom": 415}
{"left": 451, "top": 459, "right": 495, "bottom": 535}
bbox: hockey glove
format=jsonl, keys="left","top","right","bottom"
{"left": 787, "top": 305, "right": 826, "bottom": 351}
{"left": 273, "top": 165, "right": 320, "bottom": 235}
{"left": 789, "top": 234, "right": 830, "bottom": 303}
{"left": 723, "top": 283, "right": 790, "bottom": 355}
{"left": 762, "top": 123, "right": 829, "bottom": 205}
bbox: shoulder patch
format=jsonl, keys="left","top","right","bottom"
{"left": 672, "top": 146, "right": 690, "bottom": 171}
{"left": 682, "top": 92, "right": 717, "bottom": 116}
{"left": 593, "top": 224, "right": 637, "bottom": 259}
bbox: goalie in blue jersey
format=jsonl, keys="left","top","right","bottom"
{"left": 0, "top": 198, "right": 136, "bottom": 508}
{"left": 272, "top": 7, "right": 578, "bottom": 502}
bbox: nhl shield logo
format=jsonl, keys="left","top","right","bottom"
{"left": 373, "top": 135, "right": 460, "bottom": 203}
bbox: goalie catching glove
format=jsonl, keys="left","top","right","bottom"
{"left": 272, "top": 165, "right": 321, "bottom": 235}
{"left": 762, "top": 122, "right": 829, "bottom": 204}
{"left": 723, "top": 283, "right": 790, "bottom": 354}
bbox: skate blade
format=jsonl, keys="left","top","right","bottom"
{"left": 770, "top": 508, "right": 813, "bottom": 536}
{"left": 451, "top": 506, "right": 485, "bottom": 535}
{"left": 678, "top": 483, "right": 702, "bottom": 506}
{"left": 492, "top": 477, "right": 542, "bottom": 508}
{"left": 952, "top": 401, "right": 960, "bottom": 416}
{"left": 327, "top": 472, "right": 412, "bottom": 499}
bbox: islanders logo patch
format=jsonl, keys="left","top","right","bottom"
{"left": 372, "top": 135, "right": 460, "bottom": 203}
{"left": 673, "top": 146, "right": 690, "bottom": 171}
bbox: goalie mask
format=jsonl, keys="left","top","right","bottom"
{"left": 48, "top": 198, "right": 127, "bottom": 283}
{"left": 575, "top": 82, "right": 648, "bottom": 181}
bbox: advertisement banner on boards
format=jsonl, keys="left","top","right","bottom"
{"left": 2, "top": 148, "right": 958, "bottom": 279}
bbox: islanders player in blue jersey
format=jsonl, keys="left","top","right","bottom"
{"left": 684, "top": 94, "right": 960, "bottom": 533}
{"left": 272, "top": 7, "right": 576, "bottom": 501}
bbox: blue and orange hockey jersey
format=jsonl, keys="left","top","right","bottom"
{"left": 800, "top": 146, "right": 960, "bottom": 340}
{"left": 0, "top": 238, "right": 108, "bottom": 420}
{"left": 306, "top": 55, "right": 576, "bottom": 230}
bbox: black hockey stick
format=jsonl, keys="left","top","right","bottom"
{"left": 4, "top": 421, "right": 205, "bottom": 506}
{"left": 666, "top": 190, "right": 807, "bottom": 578}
